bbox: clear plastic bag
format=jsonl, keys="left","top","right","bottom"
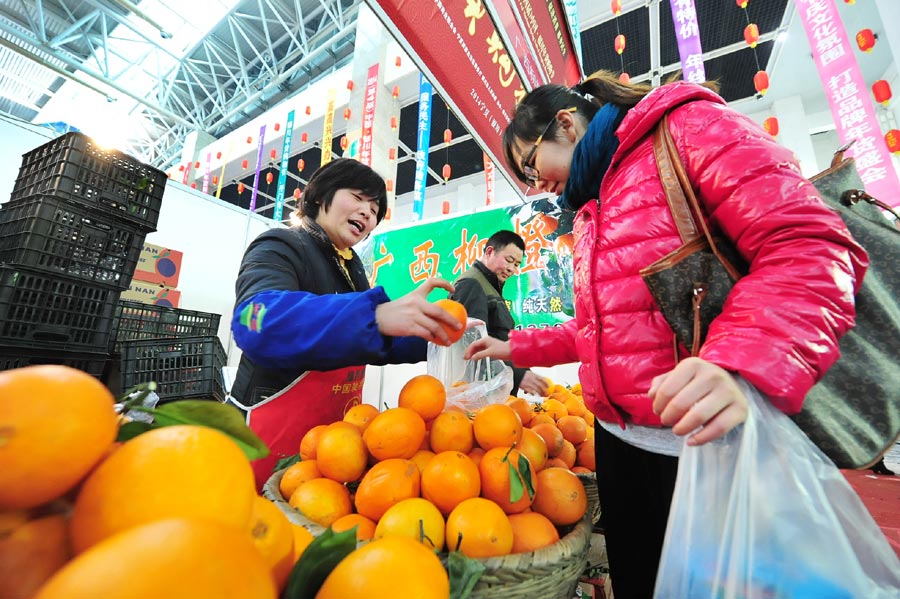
{"left": 655, "top": 379, "right": 900, "bottom": 599}
{"left": 426, "top": 318, "right": 513, "bottom": 412}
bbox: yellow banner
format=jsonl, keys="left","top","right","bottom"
{"left": 321, "top": 88, "right": 336, "bottom": 166}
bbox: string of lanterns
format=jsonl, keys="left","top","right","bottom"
{"left": 610, "top": 1, "right": 630, "bottom": 84}
{"left": 847, "top": 12, "right": 897, "bottom": 155}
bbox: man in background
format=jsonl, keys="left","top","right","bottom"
{"left": 452, "top": 230, "right": 550, "bottom": 397}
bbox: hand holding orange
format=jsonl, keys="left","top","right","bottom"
{"left": 433, "top": 298, "right": 467, "bottom": 344}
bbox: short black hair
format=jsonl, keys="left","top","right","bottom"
{"left": 300, "top": 158, "right": 388, "bottom": 222}
{"left": 485, "top": 230, "right": 525, "bottom": 253}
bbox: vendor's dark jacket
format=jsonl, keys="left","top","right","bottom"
{"left": 231, "top": 220, "right": 425, "bottom": 406}
{"left": 451, "top": 261, "right": 526, "bottom": 394}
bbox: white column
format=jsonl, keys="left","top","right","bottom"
{"left": 773, "top": 95, "right": 819, "bottom": 177}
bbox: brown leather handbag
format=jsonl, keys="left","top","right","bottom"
{"left": 640, "top": 117, "right": 900, "bottom": 469}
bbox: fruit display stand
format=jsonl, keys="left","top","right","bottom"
{"left": 264, "top": 467, "right": 597, "bottom": 599}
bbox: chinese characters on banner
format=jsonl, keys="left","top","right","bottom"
{"left": 248, "top": 124, "right": 266, "bottom": 212}
{"left": 321, "top": 88, "right": 337, "bottom": 166}
{"left": 509, "top": 0, "right": 582, "bottom": 86}
{"left": 413, "top": 75, "right": 433, "bottom": 221}
{"left": 274, "top": 109, "right": 296, "bottom": 221}
{"left": 797, "top": 0, "right": 900, "bottom": 206}
{"left": 202, "top": 152, "right": 212, "bottom": 194}
{"left": 358, "top": 199, "right": 574, "bottom": 329}
{"left": 488, "top": 0, "right": 545, "bottom": 89}
{"left": 484, "top": 152, "right": 495, "bottom": 205}
{"left": 360, "top": 64, "right": 379, "bottom": 166}
{"left": 669, "top": 0, "right": 706, "bottom": 83}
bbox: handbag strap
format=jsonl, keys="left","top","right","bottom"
{"left": 653, "top": 115, "right": 743, "bottom": 281}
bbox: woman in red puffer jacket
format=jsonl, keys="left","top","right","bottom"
{"left": 466, "top": 73, "right": 868, "bottom": 598}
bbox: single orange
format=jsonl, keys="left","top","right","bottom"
{"left": 479, "top": 447, "right": 537, "bottom": 514}
{"left": 331, "top": 513, "right": 376, "bottom": 541}
{"left": 467, "top": 446, "right": 485, "bottom": 467}
{"left": 420, "top": 451, "right": 481, "bottom": 516}
{"left": 374, "top": 497, "right": 446, "bottom": 551}
{"left": 505, "top": 396, "right": 535, "bottom": 426}
{"left": 557, "top": 439, "right": 577, "bottom": 470}
{"left": 576, "top": 438, "right": 596, "bottom": 471}
{"left": 429, "top": 410, "right": 475, "bottom": 454}
{"left": 409, "top": 449, "right": 436, "bottom": 474}
{"left": 557, "top": 415, "right": 588, "bottom": 445}
{"left": 279, "top": 460, "right": 322, "bottom": 500}
{"left": 398, "top": 374, "right": 447, "bottom": 421}
{"left": 445, "top": 497, "right": 514, "bottom": 558}
{"left": 315, "top": 423, "right": 367, "bottom": 483}
{"left": 362, "top": 407, "right": 426, "bottom": 460}
{"left": 289, "top": 524, "right": 314, "bottom": 564}
{"left": 508, "top": 511, "right": 560, "bottom": 554}
{"left": 354, "top": 459, "right": 421, "bottom": 521}
{"left": 433, "top": 299, "right": 467, "bottom": 344}
{"left": 530, "top": 413, "right": 556, "bottom": 428}
{"left": 288, "top": 478, "right": 352, "bottom": 528}
{"left": 0, "top": 365, "right": 118, "bottom": 510}
{"left": 299, "top": 424, "right": 328, "bottom": 461}
{"left": 531, "top": 468, "right": 588, "bottom": 526}
{"left": 518, "top": 428, "right": 548, "bottom": 471}
{"left": 0, "top": 513, "right": 71, "bottom": 599}
{"left": 342, "top": 403, "right": 379, "bottom": 433}
{"left": 530, "top": 422, "right": 564, "bottom": 457}
{"left": 247, "top": 495, "right": 294, "bottom": 590}
{"left": 473, "top": 403, "right": 523, "bottom": 451}
{"left": 541, "top": 398, "right": 568, "bottom": 421}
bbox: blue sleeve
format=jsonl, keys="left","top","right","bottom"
{"left": 232, "top": 286, "right": 426, "bottom": 371}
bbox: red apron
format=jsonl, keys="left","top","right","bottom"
{"left": 234, "top": 366, "right": 365, "bottom": 490}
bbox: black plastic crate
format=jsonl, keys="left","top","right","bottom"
{"left": 0, "top": 196, "right": 146, "bottom": 290}
{"left": 120, "top": 336, "right": 226, "bottom": 402}
{"left": 0, "top": 345, "right": 109, "bottom": 379}
{"left": 11, "top": 132, "right": 166, "bottom": 231}
{"left": 112, "top": 300, "right": 221, "bottom": 351}
{"left": 0, "top": 267, "right": 119, "bottom": 352}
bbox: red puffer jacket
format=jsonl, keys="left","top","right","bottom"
{"left": 510, "top": 82, "right": 868, "bottom": 427}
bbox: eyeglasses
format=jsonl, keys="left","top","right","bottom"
{"left": 520, "top": 107, "right": 577, "bottom": 186}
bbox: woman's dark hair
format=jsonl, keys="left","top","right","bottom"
{"left": 501, "top": 70, "right": 718, "bottom": 184}
{"left": 298, "top": 158, "right": 388, "bottom": 222}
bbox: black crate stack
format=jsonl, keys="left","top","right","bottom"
{"left": 0, "top": 132, "right": 166, "bottom": 377}
{"left": 112, "top": 300, "right": 226, "bottom": 402}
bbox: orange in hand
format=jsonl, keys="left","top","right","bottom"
{"left": 434, "top": 299, "right": 467, "bottom": 344}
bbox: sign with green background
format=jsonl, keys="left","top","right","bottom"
{"left": 358, "top": 198, "right": 575, "bottom": 330}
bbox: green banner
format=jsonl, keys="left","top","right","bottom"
{"left": 358, "top": 198, "right": 574, "bottom": 330}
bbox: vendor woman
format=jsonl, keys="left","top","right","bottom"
{"left": 229, "top": 158, "right": 460, "bottom": 487}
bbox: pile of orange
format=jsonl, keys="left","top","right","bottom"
{"left": 0, "top": 365, "right": 306, "bottom": 598}
{"left": 282, "top": 374, "right": 592, "bottom": 563}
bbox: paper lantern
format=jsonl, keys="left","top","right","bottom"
{"left": 390, "top": 116, "right": 398, "bottom": 130}
{"left": 753, "top": 70, "right": 770, "bottom": 95}
{"left": 293, "top": 188, "right": 301, "bottom": 199}
{"left": 389, "top": 147, "right": 396, "bottom": 160}
{"left": 611, "top": 0, "right": 622, "bottom": 15}
{"left": 266, "top": 172, "right": 274, "bottom": 185}
{"left": 347, "top": 80, "right": 354, "bottom": 91}
{"left": 763, "top": 117, "right": 779, "bottom": 137}
{"left": 385, "top": 208, "right": 392, "bottom": 220}
{"left": 442, "top": 164, "right": 451, "bottom": 181}
{"left": 305, "top": 105, "right": 311, "bottom": 115}
{"left": 872, "top": 80, "right": 892, "bottom": 105}
{"left": 736, "top": 0, "right": 748, "bottom": 7}
{"left": 344, "top": 107, "right": 351, "bottom": 120}
{"left": 212, "top": 175, "right": 218, "bottom": 185}
{"left": 392, "top": 85, "right": 400, "bottom": 99}
{"left": 614, "top": 34, "right": 626, "bottom": 55}
{"left": 340, "top": 136, "right": 348, "bottom": 150}
{"left": 619, "top": 72, "right": 631, "bottom": 84}
{"left": 237, "top": 182, "right": 245, "bottom": 194}
{"left": 216, "top": 151, "right": 222, "bottom": 159}
{"left": 744, "top": 24, "right": 759, "bottom": 48}
{"left": 246, "top": 136, "right": 252, "bottom": 144}
{"left": 178, "top": 164, "right": 184, "bottom": 171}
{"left": 844, "top": 0, "right": 855, "bottom": 3}
{"left": 274, "top": 122, "right": 280, "bottom": 131}
{"left": 386, "top": 179, "right": 394, "bottom": 192}
{"left": 442, "top": 201, "right": 450, "bottom": 215}
{"left": 241, "top": 159, "right": 248, "bottom": 169}
{"left": 885, "top": 129, "right": 900, "bottom": 154}
{"left": 395, "top": 56, "right": 401, "bottom": 67}
{"left": 194, "top": 161, "right": 200, "bottom": 168}
{"left": 301, "top": 132, "right": 309, "bottom": 143}
{"left": 270, "top": 149, "right": 277, "bottom": 159}
{"left": 856, "top": 29, "right": 876, "bottom": 53}
{"left": 443, "top": 128, "right": 452, "bottom": 144}
{"left": 297, "top": 158, "right": 305, "bottom": 171}
{"left": 190, "top": 183, "right": 196, "bottom": 189}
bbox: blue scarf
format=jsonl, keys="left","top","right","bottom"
{"left": 558, "top": 103, "right": 623, "bottom": 211}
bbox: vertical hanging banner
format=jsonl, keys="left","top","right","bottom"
{"left": 249, "top": 124, "right": 266, "bottom": 212}
{"left": 669, "top": 0, "right": 706, "bottom": 83}
{"left": 181, "top": 162, "right": 191, "bottom": 185}
{"left": 201, "top": 152, "right": 212, "bottom": 194}
{"left": 413, "top": 75, "right": 433, "bottom": 221}
{"left": 274, "top": 109, "right": 296, "bottom": 221}
{"left": 486, "top": 0, "right": 546, "bottom": 89}
{"left": 321, "top": 88, "right": 337, "bottom": 166}
{"left": 797, "top": 0, "right": 900, "bottom": 206}
{"left": 484, "top": 152, "right": 495, "bottom": 206}
{"left": 360, "top": 64, "right": 380, "bottom": 167}
{"left": 507, "top": 0, "right": 582, "bottom": 86}
{"left": 562, "top": 0, "right": 583, "bottom": 70}
{"left": 215, "top": 139, "right": 235, "bottom": 199}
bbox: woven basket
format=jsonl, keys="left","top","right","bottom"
{"left": 264, "top": 468, "right": 596, "bottom": 599}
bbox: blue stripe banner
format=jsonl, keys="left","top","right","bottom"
{"left": 274, "top": 110, "right": 296, "bottom": 221}
{"left": 412, "top": 74, "right": 433, "bottom": 221}
{"left": 249, "top": 124, "right": 266, "bottom": 212}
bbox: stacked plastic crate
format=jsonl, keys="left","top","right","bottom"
{"left": 0, "top": 132, "right": 166, "bottom": 378}
{"left": 112, "top": 300, "right": 226, "bottom": 402}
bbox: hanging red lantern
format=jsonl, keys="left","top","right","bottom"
{"left": 297, "top": 158, "right": 305, "bottom": 171}
{"left": 619, "top": 72, "right": 631, "bottom": 84}
{"left": 390, "top": 116, "right": 398, "bottom": 130}
{"left": 611, "top": 0, "right": 622, "bottom": 15}
{"left": 293, "top": 188, "right": 301, "bottom": 199}
{"left": 763, "top": 117, "right": 779, "bottom": 137}
{"left": 753, "top": 70, "right": 770, "bottom": 95}
{"left": 340, "top": 136, "right": 348, "bottom": 150}
{"left": 442, "top": 164, "right": 451, "bottom": 181}
{"left": 237, "top": 182, "right": 245, "bottom": 194}
{"left": 736, "top": 0, "right": 748, "bottom": 7}
{"left": 395, "top": 56, "right": 401, "bottom": 67}
{"left": 856, "top": 28, "right": 876, "bottom": 53}
{"left": 190, "top": 182, "right": 197, "bottom": 189}
{"left": 178, "top": 164, "right": 184, "bottom": 171}
{"left": 442, "top": 201, "right": 450, "bottom": 215}
{"left": 392, "top": 85, "right": 400, "bottom": 99}
{"left": 194, "top": 161, "right": 200, "bottom": 168}
{"left": 389, "top": 147, "right": 396, "bottom": 160}
{"left": 386, "top": 179, "right": 394, "bottom": 192}
{"left": 241, "top": 159, "right": 249, "bottom": 169}
{"left": 216, "top": 151, "right": 222, "bottom": 159}
{"left": 301, "top": 132, "right": 309, "bottom": 143}
{"left": 344, "top": 107, "right": 351, "bottom": 120}
{"left": 744, "top": 24, "right": 760, "bottom": 48}
{"left": 246, "top": 136, "right": 253, "bottom": 144}
{"left": 212, "top": 175, "right": 218, "bottom": 185}
{"left": 347, "top": 80, "right": 354, "bottom": 91}
{"left": 614, "top": 34, "right": 626, "bottom": 55}
{"left": 266, "top": 172, "right": 274, "bottom": 185}
{"left": 305, "top": 105, "right": 311, "bottom": 115}
{"left": 885, "top": 129, "right": 900, "bottom": 154}
{"left": 443, "top": 128, "right": 452, "bottom": 144}
{"left": 274, "top": 123, "right": 280, "bottom": 131}
{"left": 270, "top": 149, "right": 277, "bottom": 159}
{"left": 872, "top": 80, "right": 892, "bottom": 105}
{"left": 844, "top": 0, "right": 855, "bottom": 4}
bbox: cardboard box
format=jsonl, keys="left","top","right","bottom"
{"left": 133, "top": 242, "right": 184, "bottom": 287}
{"left": 120, "top": 280, "right": 181, "bottom": 308}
